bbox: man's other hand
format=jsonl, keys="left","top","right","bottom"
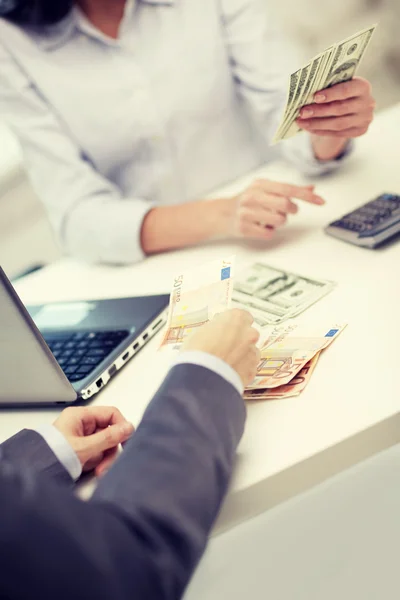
{"left": 53, "top": 406, "right": 134, "bottom": 476}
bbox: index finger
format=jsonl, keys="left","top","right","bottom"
{"left": 255, "top": 179, "right": 325, "bottom": 205}
{"left": 314, "top": 76, "right": 370, "bottom": 104}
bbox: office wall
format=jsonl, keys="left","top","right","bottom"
{"left": 274, "top": 0, "right": 400, "bottom": 109}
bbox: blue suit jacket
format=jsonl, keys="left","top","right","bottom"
{"left": 0, "top": 364, "right": 245, "bottom": 600}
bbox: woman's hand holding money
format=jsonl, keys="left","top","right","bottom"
{"left": 297, "top": 77, "right": 376, "bottom": 160}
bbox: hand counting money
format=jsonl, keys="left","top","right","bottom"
{"left": 273, "top": 24, "right": 377, "bottom": 143}
{"left": 160, "top": 258, "right": 346, "bottom": 401}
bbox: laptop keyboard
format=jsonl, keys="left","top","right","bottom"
{"left": 43, "top": 330, "right": 130, "bottom": 382}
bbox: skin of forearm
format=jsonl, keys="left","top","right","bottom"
{"left": 311, "top": 134, "right": 349, "bottom": 161}
{"left": 140, "top": 197, "right": 233, "bottom": 254}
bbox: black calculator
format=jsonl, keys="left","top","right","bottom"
{"left": 325, "top": 193, "right": 400, "bottom": 248}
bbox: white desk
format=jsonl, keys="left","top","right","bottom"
{"left": 1, "top": 104, "right": 399, "bottom": 535}
{"left": 185, "top": 443, "right": 400, "bottom": 600}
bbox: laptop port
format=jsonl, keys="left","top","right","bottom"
{"left": 96, "top": 378, "right": 103, "bottom": 389}
{"left": 143, "top": 333, "right": 149, "bottom": 341}
{"left": 108, "top": 364, "right": 117, "bottom": 377}
{"left": 152, "top": 319, "right": 163, "bottom": 330}
{"left": 133, "top": 342, "right": 140, "bottom": 351}
{"left": 122, "top": 352, "right": 129, "bottom": 361}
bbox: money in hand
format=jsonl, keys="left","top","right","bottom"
{"left": 273, "top": 24, "right": 377, "bottom": 143}
{"left": 160, "top": 256, "right": 235, "bottom": 350}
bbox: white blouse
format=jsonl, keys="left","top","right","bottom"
{"left": 0, "top": 0, "right": 345, "bottom": 264}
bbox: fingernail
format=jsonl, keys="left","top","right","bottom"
{"left": 315, "top": 196, "right": 326, "bottom": 205}
{"left": 301, "top": 109, "right": 313, "bottom": 118}
{"left": 121, "top": 422, "right": 134, "bottom": 436}
{"left": 314, "top": 93, "right": 326, "bottom": 103}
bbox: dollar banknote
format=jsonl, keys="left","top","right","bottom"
{"left": 244, "top": 352, "right": 320, "bottom": 401}
{"left": 246, "top": 321, "right": 346, "bottom": 389}
{"left": 273, "top": 24, "right": 377, "bottom": 142}
{"left": 160, "top": 256, "right": 235, "bottom": 350}
{"left": 275, "top": 51, "right": 326, "bottom": 141}
{"left": 232, "top": 262, "right": 335, "bottom": 326}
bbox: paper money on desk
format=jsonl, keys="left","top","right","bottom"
{"left": 247, "top": 321, "right": 346, "bottom": 389}
{"left": 244, "top": 352, "right": 320, "bottom": 401}
{"left": 160, "top": 256, "right": 235, "bottom": 350}
{"left": 232, "top": 262, "right": 335, "bottom": 326}
{"left": 273, "top": 24, "right": 377, "bottom": 143}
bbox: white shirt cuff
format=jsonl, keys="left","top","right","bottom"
{"left": 283, "top": 132, "right": 354, "bottom": 177}
{"left": 175, "top": 351, "right": 244, "bottom": 395}
{"left": 34, "top": 424, "right": 82, "bottom": 481}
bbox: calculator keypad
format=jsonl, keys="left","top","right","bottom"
{"left": 331, "top": 194, "right": 400, "bottom": 233}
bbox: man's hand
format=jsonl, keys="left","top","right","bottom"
{"left": 224, "top": 178, "right": 325, "bottom": 241}
{"left": 296, "top": 76, "right": 375, "bottom": 161}
{"left": 183, "top": 309, "right": 261, "bottom": 388}
{"left": 53, "top": 406, "right": 134, "bottom": 477}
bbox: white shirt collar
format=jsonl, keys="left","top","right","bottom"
{"left": 36, "top": 0, "right": 175, "bottom": 51}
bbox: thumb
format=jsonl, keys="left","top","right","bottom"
{"left": 84, "top": 422, "right": 134, "bottom": 457}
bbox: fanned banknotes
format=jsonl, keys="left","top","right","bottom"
{"left": 160, "top": 256, "right": 235, "bottom": 350}
{"left": 244, "top": 352, "right": 320, "bottom": 401}
{"left": 273, "top": 24, "right": 377, "bottom": 142}
{"left": 232, "top": 262, "right": 335, "bottom": 326}
{"left": 247, "top": 322, "right": 346, "bottom": 389}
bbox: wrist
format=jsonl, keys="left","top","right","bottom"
{"left": 176, "top": 350, "right": 244, "bottom": 395}
{"left": 37, "top": 424, "right": 82, "bottom": 480}
{"left": 311, "top": 134, "right": 349, "bottom": 162}
{"left": 207, "top": 197, "right": 236, "bottom": 238}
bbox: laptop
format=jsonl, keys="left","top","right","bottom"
{"left": 0, "top": 266, "right": 169, "bottom": 407}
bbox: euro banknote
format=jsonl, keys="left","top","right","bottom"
{"left": 160, "top": 256, "right": 235, "bottom": 350}
{"left": 244, "top": 352, "right": 320, "bottom": 401}
{"left": 246, "top": 322, "right": 346, "bottom": 389}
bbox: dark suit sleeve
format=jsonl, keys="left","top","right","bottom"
{"left": 0, "top": 364, "right": 245, "bottom": 600}
{"left": 0, "top": 428, "right": 73, "bottom": 486}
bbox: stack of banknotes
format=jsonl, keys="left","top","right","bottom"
{"left": 273, "top": 24, "right": 377, "bottom": 143}
{"left": 160, "top": 257, "right": 346, "bottom": 401}
{"left": 244, "top": 353, "right": 320, "bottom": 401}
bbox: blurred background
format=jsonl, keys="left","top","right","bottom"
{"left": 276, "top": 0, "right": 400, "bottom": 109}
{"left": 1, "top": 0, "right": 399, "bottom": 279}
